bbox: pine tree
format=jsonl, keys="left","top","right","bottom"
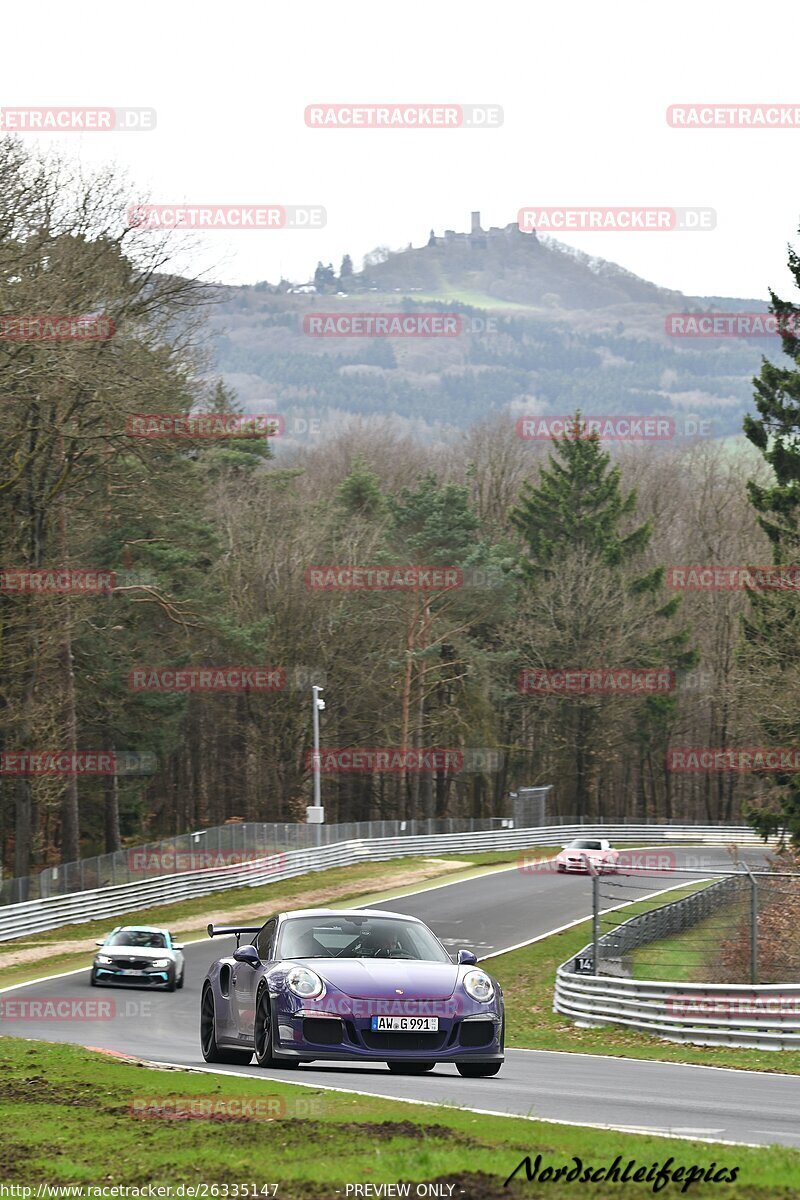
{"left": 337, "top": 458, "right": 384, "bottom": 517}
{"left": 742, "top": 236, "right": 800, "bottom": 843}
{"left": 510, "top": 414, "right": 652, "bottom": 574}
{"left": 510, "top": 415, "right": 695, "bottom": 817}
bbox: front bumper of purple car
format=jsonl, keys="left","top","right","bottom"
{"left": 270, "top": 989, "right": 504, "bottom": 1062}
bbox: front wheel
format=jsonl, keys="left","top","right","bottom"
{"left": 201, "top": 987, "right": 253, "bottom": 1065}
{"left": 387, "top": 1061, "right": 435, "bottom": 1074}
{"left": 89, "top": 970, "right": 98, "bottom": 987}
{"left": 254, "top": 988, "right": 276, "bottom": 1068}
{"left": 456, "top": 1061, "right": 502, "bottom": 1077}
{"left": 176, "top": 968, "right": 185, "bottom": 990}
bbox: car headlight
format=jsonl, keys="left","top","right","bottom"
{"left": 95, "top": 955, "right": 113, "bottom": 965}
{"left": 149, "top": 959, "right": 170, "bottom": 968}
{"left": 286, "top": 966, "right": 324, "bottom": 998}
{"left": 463, "top": 969, "right": 494, "bottom": 1002}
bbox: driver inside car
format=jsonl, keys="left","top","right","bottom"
{"left": 359, "top": 927, "right": 401, "bottom": 958}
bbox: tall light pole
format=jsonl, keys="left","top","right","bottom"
{"left": 308, "top": 684, "right": 325, "bottom": 824}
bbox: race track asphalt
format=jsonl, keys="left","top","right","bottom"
{"left": 3, "top": 845, "right": 799, "bottom": 1148}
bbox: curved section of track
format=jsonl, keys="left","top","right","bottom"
{"left": 3, "top": 846, "right": 799, "bottom": 1147}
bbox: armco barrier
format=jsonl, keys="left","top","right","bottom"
{"left": 554, "top": 876, "right": 800, "bottom": 1050}
{"left": 554, "top": 968, "right": 800, "bottom": 1050}
{"left": 598, "top": 875, "right": 745, "bottom": 967}
{"left": 0, "top": 823, "right": 773, "bottom": 942}
{"left": 5, "top": 816, "right": 534, "bottom": 903}
{"left": 2, "top": 809, "right": 754, "bottom": 904}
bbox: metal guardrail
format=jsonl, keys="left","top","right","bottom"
{"left": 598, "top": 875, "right": 745, "bottom": 967}
{"left": 554, "top": 970, "right": 800, "bottom": 1050}
{"left": 0, "top": 822, "right": 773, "bottom": 942}
{"left": 0, "top": 807, "right": 752, "bottom": 905}
{"left": 2, "top": 817, "right": 523, "bottom": 904}
{"left": 554, "top": 876, "right": 800, "bottom": 1050}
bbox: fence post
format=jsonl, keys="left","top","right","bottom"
{"left": 744, "top": 867, "right": 758, "bottom": 985}
{"left": 588, "top": 858, "right": 600, "bottom": 976}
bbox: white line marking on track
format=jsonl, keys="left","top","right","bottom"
{"left": 508, "top": 1045, "right": 800, "bottom": 1078}
{"left": 143, "top": 1059, "right": 763, "bottom": 1147}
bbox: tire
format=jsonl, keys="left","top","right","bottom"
{"left": 253, "top": 987, "right": 301, "bottom": 1068}
{"left": 201, "top": 986, "right": 253, "bottom": 1065}
{"left": 386, "top": 1061, "right": 435, "bottom": 1074}
{"left": 456, "top": 1061, "right": 502, "bottom": 1077}
{"left": 457, "top": 1014, "right": 504, "bottom": 1077}
{"left": 254, "top": 987, "right": 276, "bottom": 1068}
{"left": 164, "top": 966, "right": 177, "bottom": 993}
{"left": 177, "top": 968, "right": 185, "bottom": 990}
{"left": 89, "top": 970, "right": 98, "bottom": 987}
{"left": 557, "top": 864, "right": 565, "bottom": 873}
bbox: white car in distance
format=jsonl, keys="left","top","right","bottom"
{"left": 555, "top": 838, "right": 619, "bottom": 874}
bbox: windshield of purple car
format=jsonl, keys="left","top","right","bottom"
{"left": 105, "top": 930, "right": 168, "bottom": 949}
{"left": 277, "top": 917, "right": 451, "bottom": 962}
{"left": 566, "top": 840, "right": 604, "bottom": 850}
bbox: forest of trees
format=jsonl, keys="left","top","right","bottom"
{"left": 211, "top": 290, "right": 763, "bottom": 437}
{"left": 2, "top": 136, "right": 800, "bottom": 885}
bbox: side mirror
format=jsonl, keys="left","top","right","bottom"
{"left": 95, "top": 940, "right": 106, "bottom": 948}
{"left": 233, "top": 945, "right": 260, "bottom": 968}
{"left": 172, "top": 943, "right": 184, "bottom": 951}
{"left": 457, "top": 949, "right": 478, "bottom": 966}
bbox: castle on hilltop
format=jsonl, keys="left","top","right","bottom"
{"left": 426, "top": 211, "right": 534, "bottom": 249}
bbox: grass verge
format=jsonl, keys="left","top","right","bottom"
{"left": 0, "top": 1037, "right": 796, "bottom": 1198}
{"left": 627, "top": 899, "right": 749, "bottom": 983}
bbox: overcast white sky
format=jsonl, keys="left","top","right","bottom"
{"left": 4, "top": 0, "right": 800, "bottom": 301}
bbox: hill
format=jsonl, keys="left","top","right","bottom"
{"left": 206, "top": 214, "right": 772, "bottom": 442}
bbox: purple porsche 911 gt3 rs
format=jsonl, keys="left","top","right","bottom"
{"left": 200, "top": 908, "right": 504, "bottom": 1076}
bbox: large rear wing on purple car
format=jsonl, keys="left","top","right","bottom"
{"left": 207, "top": 923, "right": 262, "bottom": 948}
